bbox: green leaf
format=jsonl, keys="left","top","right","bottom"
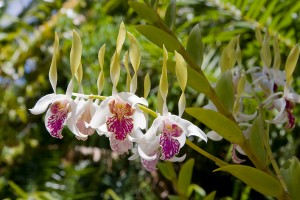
{"left": 167, "top": 60, "right": 210, "bottom": 95}
{"left": 220, "top": 36, "right": 238, "bottom": 72}
{"left": 215, "top": 165, "right": 282, "bottom": 197}
{"left": 168, "top": 195, "right": 181, "bottom": 200}
{"left": 203, "top": 191, "right": 216, "bottom": 200}
{"left": 186, "top": 24, "right": 203, "bottom": 67}
{"left": 280, "top": 157, "right": 300, "bottom": 200}
{"left": 165, "top": 0, "right": 176, "bottom": 30}
{"left": 8, "top": 181, "right": 28, "bottom": 198}
{"left": 178, "top": 158, "right": 195, "bottom": 195}
{"left": 135, "top": 25, "right": 181, "bottom": 52}
{"left": 215, "top": 71, "right": 235, "bottom": 112}
{"left": 157, "top": 161, "right": 177, "bottom": 181}
{"left": 185, "top": 108, "right": 243, "bottom": 144}
{"left": 249, "top": 115, "right": 266, "bottom": 164}
{"left": 128, "top": 1, "right": 158, "bottom": 23}
{"left": 70, "top": 30, "right": 82, "bottom": 77}
{"left": 260, "top": 31, "right": 271, "bottom": 68}
{"left": 187, "top": 184, "right": 206, "bottom": 198}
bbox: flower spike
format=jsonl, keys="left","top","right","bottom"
{"left": 97, "top": 44, "right": 106, "bottom": 95}
{"left": 159, "top": 45, "right": 169, "bottom": 115}
{"left": 70, "top": 29, "right": 82, "bottom": 77}
{"left": 175, "top": 51, "right": 187, "bottom": 117}
{"left": 49, "top": 32, "right": 59, "bottom": 93}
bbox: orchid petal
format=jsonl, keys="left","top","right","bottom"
{"left": 286, "top": 93, "right": 300, "bottom": 103}
{"left": 207, "top": 131, "right": 223, "bottom": 141}
{"left": 144, "top": 116, "right": 164, "bottom": 141}
{"left": 29, "top": 93, "right": 56, "bottom": 115}
{"left": 175, "top": 132, "right": 186, "bottom": 148}
{"left": 168, "top": 154, "right": 186, "bottom": 162}
{"left": 89, "top": 96, "right": 112, "bottom": 129}
{"left": 133, "top": 109, "right": 147, "bottom": 130}
{"left": 137, "top": 144, "right": 158, "bottom": 161}
{"left": 118, "top": 92, "right": 148, "bottom": 106}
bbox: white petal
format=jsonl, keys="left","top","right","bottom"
{"left": 207, "top": 131, "right": 223, "bottom": 141}
{"left": 133, "top": 109, "right": 147, "bottom": 130}
{"left": 168, "top": 154, "right": 186, "bottom": 162}
{"left": 66, "top": 78, "right": 74, "bottom": 98}
{"left": 118, "top": 92, "right": 148, "bottom": 106}
{"left": 89, "top": 96, "right": 112, "bottom": 129}
{"left": 286, "top": 93, "right": 300, "bottom": 103}
{"left": 29, "top": 93, "right": 56, "bottom": 115}
{"left": 175, "top": 133, "right": 186, "bottom": 148}
{"left": 186, "top": 123, "right": 207, "bottom": 142}
{"left": 138, "top": 144, "right": 157, "bottom": 161}
{"left": 235, "top": 110, "right": 257, "bottom": 122}
{"left": 143, "top": 116, "right": 164, "bottom": 141}
{"left": 235, "top": 145, "right": 246, "bottom": 155}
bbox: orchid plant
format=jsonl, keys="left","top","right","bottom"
{"left": 30, "top": 1, "right": 300, "bottom": 199}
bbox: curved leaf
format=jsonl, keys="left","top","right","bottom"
{"left": 186, "top": 24, "right": 203, "bottom": 67}
{"left": 185, "top": 108, "right": 243, "bottom": 144}
{"left": 135, "top": 25, "right": 181, "bottom": 52}
{"left": 215, "top": 71, "right": 234, "bottom": 112}
{"left": 214, "top": 165, "right": 282, "bottom": 197}
{"left": 128, "top": 1, "right": 158, "bottom": 23}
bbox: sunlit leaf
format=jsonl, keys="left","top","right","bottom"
{"left": 70, "top": 30, "right": 82, "bottom": 77}
{"left": 128, "top": 1, "right": 158, "bottom": 23}
{"left": 178, "top": 158, "right": 195, "bottom": 195}
{"left": 285, "top": 44, "right": 300, "bottom": 85}
{"left": 185, "top": 108, "right": 243, "bottom": 144}
{"left": 186, "top": 24, "right": 203, "bottom": 67}
{"left": 135, "top": 25, "right": 181, "bottom": 51}
{"left": 214, "top": 165, "right": 282, "bottom": 197}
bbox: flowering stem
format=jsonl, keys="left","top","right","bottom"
{"left": 185, "top": 139, "right": 228, "bottom": 167}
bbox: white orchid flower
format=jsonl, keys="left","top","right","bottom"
{"left": 89, "top": 92, "right": 148, "bottom": 154}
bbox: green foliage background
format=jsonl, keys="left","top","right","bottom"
{"left": 0, "top": 0, "right": 299, "bottom": 199}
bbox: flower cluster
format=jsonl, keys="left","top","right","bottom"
{"left": 30, "top": 23, "right": 207, "bottom": 171}
{"left": 204, "top": 33, "right": 300, "bottom": 163}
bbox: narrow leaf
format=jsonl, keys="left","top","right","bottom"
{"left": 49, "top": 32, "right": 59, "bottom": 93}
{"left": 165, "top": 0, "right": 176, "bottom": 30}
{"left": 249, "top": 115, "right": 266, "bottom": 163}
{"left": 128, "top": 1, "right": 158, "bottom": 23}
{"left": 135, "top": 25, "right": 181, "bottom": 52}
{"left": 186, "top": 24, "right": 203, "bottom": 67}
{"left": 178, "top": 158, "right": 195, "bottom": 195}
{"left": 203, "top": 191, "right": 216, "bottom": 200}
{"left": 255, "top": 28, "right": 262, "bottom": 44}
{"left": 70, "top": 30, "right": 82, "bottom": 77}
{"left": 185, "top": 108, "right": 243, "bottom": 144}
{"left": 273, "top": 34, "right": 281, "bottom": 70}
{"left": 285, "top": 44, "right": 300, "bottom": 85}
{"left": 214, "top": 165, "right": 282, "bottom": 197}
{"left": 157, "top": 161, "right": 177, "bottom": 181}
{"left": 260, "top": 31, "right": 271, "bottom": 68}
{"left": 215, "top": 71, "right": 235, "bottom": 112}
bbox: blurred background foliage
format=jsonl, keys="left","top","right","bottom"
{"left": 0, "top": 0, "right": 299, "bottom": 199}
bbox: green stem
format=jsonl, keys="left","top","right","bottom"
{"left": 186, "top": 140, "right": 228, "bottom": 167}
